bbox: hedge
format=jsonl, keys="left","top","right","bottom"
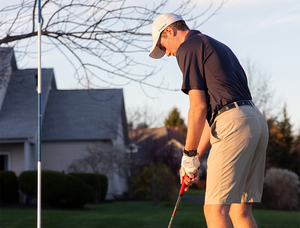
{"left": 0, "top": 171, "right": 19, "bottom": 204}
{"left": 262, "top": 168, "right": 299, "bottom": 210}
{"left": 19, "top": 170, "right": 92, "bottom": 208}
{"left": 133, "top": 163, "right": 176, "bottom": 204}
{"left": 68, "top": 173, "right": 108, "bottom": 203}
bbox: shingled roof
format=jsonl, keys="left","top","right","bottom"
{"left": 0, "top": 68, "right": 53, "bottom": 140}
{"left": 42, "top": 89, "right": 128, "bottom": 141}
{"left": 0, "top": 49, "right": 128, "bottom": 143}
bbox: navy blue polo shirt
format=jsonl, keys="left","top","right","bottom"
{"left": 176, "top": 30, "right": 252, "bottom": 122}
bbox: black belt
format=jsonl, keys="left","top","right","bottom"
{"left": 209, "top": 100, "right": 254, "bottom": 126}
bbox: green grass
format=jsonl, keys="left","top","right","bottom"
{"left": 0, "top": 201, "right": 299, "bottom": 228}
{"left": 183, "top": 188, "right": 205, "bottom": 198}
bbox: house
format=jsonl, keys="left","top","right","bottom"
{"left": 129, "top": 126, "right": 209, "bottom": 179}
{"left": 128, "top": 126, "right": 185, "bottom": 177}
{"left": 0, "top": 48, "right": 129, "bottom": 199}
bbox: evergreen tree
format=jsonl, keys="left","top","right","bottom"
{"left": 267, "top": 104, "right": 299, "bottom": 175}
{"left": 277, "top": 104, "right": 293, "bottom": 147}
{"left": 164, "top": 108, "right": 187, "bottom": 136}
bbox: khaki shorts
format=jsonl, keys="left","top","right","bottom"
{"left": 205, "top": 104, "right": 268, "bottom": 205}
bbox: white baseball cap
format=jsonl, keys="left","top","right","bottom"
{"left": 149, "top": 13, "right": 183, "bottom": 59}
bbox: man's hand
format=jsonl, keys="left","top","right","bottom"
{"left": 181, "top": 154, "right": 200, "bottom": 178}
{"left": 180, "top": 168, "right": 199, "bottom": 191}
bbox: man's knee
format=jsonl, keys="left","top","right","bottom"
{"left": 204, "top": 204, "right": 230, "bottom": 217}
{"left": 229, "top": 203, "right": 257, "bottom": 228}
{"left": 229, "top": 203, "right": 252, "bottom": 218}
{"left": 204, "top": 204, "right": 232, "bottom": 228}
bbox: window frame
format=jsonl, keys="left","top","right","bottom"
{"left": 0, "top": 152, "right": 11, "bottom": 171}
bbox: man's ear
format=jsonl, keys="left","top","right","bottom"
{"left": 165, "top": 27, "right": 176, "bottom": 37}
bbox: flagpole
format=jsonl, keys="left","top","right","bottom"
{"left": 37, "top": 0, "right": 42, "bottom": 228}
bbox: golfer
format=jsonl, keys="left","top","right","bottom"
{"left": 149, "top": 13, "right": 268, "bottom": 228}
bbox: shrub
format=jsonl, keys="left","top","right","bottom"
{"left": 195, "top": 167, "right": 207, "bottom": 190}
{"left": 196, "top": 180, "right": 206, "bottom": 190}
{"left": 19, "top": 171, "right": 37, "bottom": 197}
{"left": 19, "top": 170, "right": 92, "bottom": 208}
{"left": 68, "top": 173, "right": 108, "bottom": 203}
{"left": 262, "top": 168, "right": 299, "bottom": 210}
{"left": 0, "top": 171, "right": 19, "bottom": 204}
{"left": 133, "top": 163, "right": 176, "bottom": 204}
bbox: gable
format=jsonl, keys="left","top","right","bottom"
{"left": 0, "top": 47, "right": 17, "bottom": 112}
{"left": 0, "top": 47, "right": 128, "bottom": 143}
{"left": 0, "top": 68, "right": 54, "bottom": 140}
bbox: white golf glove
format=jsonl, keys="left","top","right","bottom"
{"left": 181, "top": 154, "right": 200, "bottom": 178}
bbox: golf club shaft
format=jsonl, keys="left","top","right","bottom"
{"left": 168, "top": 174, "right": 188, "bottom": 228}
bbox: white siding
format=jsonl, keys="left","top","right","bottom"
{"left": 41, "top": 141, "right": 106, "bottom": 172}
{"left": 41, "top": 140, "right": 127, "bottom": 199}
{"left": 107, "top": 116, "right": 127, "bottom": 199}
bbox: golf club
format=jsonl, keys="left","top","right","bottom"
{"left": 167, "top": 173, "right": 188, "bottom": 228}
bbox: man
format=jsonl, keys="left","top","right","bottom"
{"left": 149, "top": 13, "right": 269, "bottom": 228}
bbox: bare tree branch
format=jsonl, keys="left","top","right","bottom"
{"left": 0, "top": 0, "right": 225, "bottom": 91}
{"left": 244, "top": 58, "right": 276, "bottom": 118}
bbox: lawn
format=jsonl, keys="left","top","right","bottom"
{"left": 0, "top": 201, "right": 299, "bottom": 228}
{"left": 183, "top": 188, "right": 206, "bottom": 198}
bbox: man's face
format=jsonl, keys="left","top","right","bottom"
{"left": 157, "top": 28, "right": 180, "bottom": 57}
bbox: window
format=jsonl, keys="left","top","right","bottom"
{"left": 0, "top": 153, "right": 10, "bottom": 171}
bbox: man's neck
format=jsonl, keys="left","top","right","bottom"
{"left": 177, "top": 30, "right": 190, "bottom": 45}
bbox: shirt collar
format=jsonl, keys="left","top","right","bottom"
{"left": 184, "top": 30, "right": 202, "bottom": 41}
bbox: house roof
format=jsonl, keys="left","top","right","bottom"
{"left": 0, "top": 68, "right": 53, "bottom": 139}
{"left": 128, "top": 126, "right": 212, "bottom": 157}
{"left": 129, "top": 126, "right": 186, "bottom": 145}
{"left": 42, "top": 89, "right": 127, "bottom": 141}
{"left": 0, "top": 48, "right": 129, "bottom": 143}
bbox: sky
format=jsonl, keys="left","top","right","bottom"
{"left": 114, "top": 0, "right": 299, "bottom": 132}
{"left": 3, "top": 0, "right": 300, "bottom": 133}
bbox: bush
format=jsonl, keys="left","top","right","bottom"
{"left": 196, "top": 180, "right": 206, "bottom": 190}
{"left": 262, "top": 168, "right": 299, "bottom": 210}
{"left": 195, "top": 167, "right": 207, "bottom": 190}
{"left": 68, "top": 173, "right": 108, "bottom": 203}
{"left": 0, "top": 171, "right": 19, "bottom": 204}
{"left": 19, "top": 171, "right": 37, "bottom": 197}
{"left": 19, "top": 170, "right": 92, "bottom": 208}
{"left": 133, "top": 163, "right": 176, "bottom": 204}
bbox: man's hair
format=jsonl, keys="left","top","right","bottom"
{"left": 161, "top": 20, "right": 190, "bottom": 38}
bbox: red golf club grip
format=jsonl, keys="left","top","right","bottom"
{"left": 179, "top": 174, "right": 188, "bottom": 195}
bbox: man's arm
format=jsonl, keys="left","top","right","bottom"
{"left": 181, "top": 89, "right": 210, "bottom": 188}
{"left": 197, "top": 120, "right": 211, "bottom": 159}
{"left": 185, "top": 89, "right": 208, "bottom": 152}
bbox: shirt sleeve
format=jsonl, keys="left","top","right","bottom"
{"left": 176, "top": 41, "right": 206, "bottom": 95}
{"left": 176, "top": 37, "right": 212, "bottom": 121}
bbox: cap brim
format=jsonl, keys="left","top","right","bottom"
{"left": 149, "top": 35, "right": 165, "bottom": 59}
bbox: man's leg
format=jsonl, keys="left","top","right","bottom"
{"left": 229, "top": 203, "right": 257, "bottom": 228}
{"left": 204, "top": 204, "right": 232, "bottom": 228}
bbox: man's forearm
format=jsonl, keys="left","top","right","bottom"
{"left": 197, "top": 121, "right": 211, "bottom": 159}
{"left": 184, "top": 105, "right": 207, "bottom": 151}
{"left": 184, "top": 89, "right": 208, "bottom": 156}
